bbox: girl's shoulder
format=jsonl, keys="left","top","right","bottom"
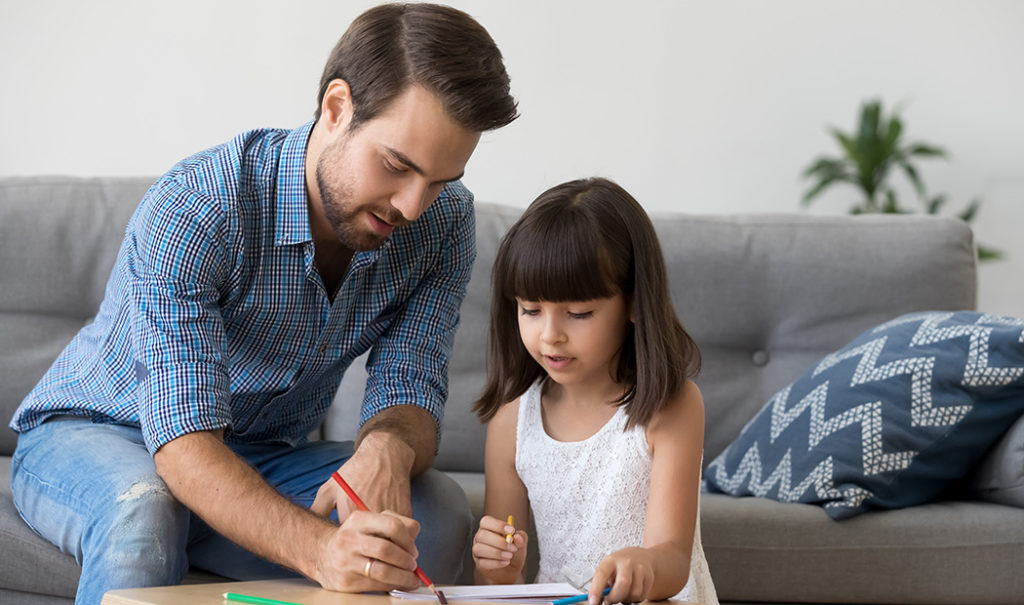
{"left": 490, "top": 395, "right": 522, "bottom": 430}
{"left": 486, "top": 391, "right": 528, "bottom": 450}
{"left": 492, "top": 379, "right": 545, "bottom": 429}
{"left": 644, "top": 379, "right": 705, "bottom": 450}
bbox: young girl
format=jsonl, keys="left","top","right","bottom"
{"left": 471, "top": 178, "right": 718, "bottom": 605}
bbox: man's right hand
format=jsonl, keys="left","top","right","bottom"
{"left": 153, "top": 430, "right": 422, "bottom": 592}
{"left": 315, "top": 509, "right": 422, "bottom": 592}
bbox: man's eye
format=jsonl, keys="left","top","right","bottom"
{"left": 384, "top": 161, "right": 405, "bottom": 173}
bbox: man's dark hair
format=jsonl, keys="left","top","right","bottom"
{"left": 315, "top": 2, "right": 518, "bottom": 132}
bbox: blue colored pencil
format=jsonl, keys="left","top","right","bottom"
{"left": 551, "top": 586, "right": 611, "bottom": 605}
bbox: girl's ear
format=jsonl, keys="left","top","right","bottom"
{"left": 320, "top": 79, "right": 354, "bottom": 135}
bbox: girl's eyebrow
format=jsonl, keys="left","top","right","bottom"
{"left": 385, "top": 146, "right": 464, "bottom": 183}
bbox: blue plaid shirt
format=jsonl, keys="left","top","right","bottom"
{"left": 11, "top": 121, "right": 476, "bottom": 454}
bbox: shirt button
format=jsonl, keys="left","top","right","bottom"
{"left": 751, "top": 349, "right": 770, "bottom": 367}
{"left": 318, "top": 343, "right": 327, "bottom": 354}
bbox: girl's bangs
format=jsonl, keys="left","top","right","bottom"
{"left": 500, "top": 215, "right": 618, "bottom": 303}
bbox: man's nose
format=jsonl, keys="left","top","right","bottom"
{"left": 390, "top": 181, "right": 434, "bottom": 223}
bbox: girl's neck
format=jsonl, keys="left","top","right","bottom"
{"left": 542, "top": 377, "right": 626, "bottom": 409}
{"left": 539, "top": 377, "right": 629, "bottom": 443}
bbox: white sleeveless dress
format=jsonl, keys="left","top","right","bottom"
{"left": 515, "top": 380, "right": 718, "bottom": 605}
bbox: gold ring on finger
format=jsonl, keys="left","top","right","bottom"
{"left": 364, "top": 558, "right": 374, "bottom": 577}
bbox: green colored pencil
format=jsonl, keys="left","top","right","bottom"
{"left": 223, "top": 592, "right": 303, "bottom": 605}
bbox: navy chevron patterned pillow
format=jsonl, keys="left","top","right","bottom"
{"left": 703, "top": 311, "right": 1024, "bottom": 519}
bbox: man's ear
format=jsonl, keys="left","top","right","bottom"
{"left": 320, "top": 79, "right": 354, "bottom": 134}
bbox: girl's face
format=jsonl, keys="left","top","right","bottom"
{"left": 515, "top": 294, "right": 632, "bottom": 388}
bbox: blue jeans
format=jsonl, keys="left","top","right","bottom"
{"left": 11, "top": 417, "right": 472, "bottom": 605}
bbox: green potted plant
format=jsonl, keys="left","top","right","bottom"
{"left": 801, "top": 99, "right": 1000, "bottom": 260}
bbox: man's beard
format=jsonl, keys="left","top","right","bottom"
{"left": 315, "top": 140, "right": 405, "bottom": 252}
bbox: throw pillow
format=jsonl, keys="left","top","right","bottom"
{"left": 703, "top": 311, "right": 1024, "bottom": 519}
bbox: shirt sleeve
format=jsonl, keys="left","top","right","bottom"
{"left": 359, "top": 186, "right": 477, "bottom": 444}
{"left": 128, "top": 178, "right": 233, "bottom": 454}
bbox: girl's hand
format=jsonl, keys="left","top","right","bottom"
{"left": 590, "top": 547, "right": 657, "bottom": 604}
{"left": 472, "top": 514, "right": 528, "bottom": 584}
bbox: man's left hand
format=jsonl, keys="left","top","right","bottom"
{"left": 311, "top": 430, "right": 415, "bottom": 519}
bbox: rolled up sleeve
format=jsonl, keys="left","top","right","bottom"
{"left": 128, "top": 180, "right": 233, "bottom": 454}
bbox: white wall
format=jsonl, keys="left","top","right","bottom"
{"left": 2, "top": 0, "right": 1021, "bottom": 314}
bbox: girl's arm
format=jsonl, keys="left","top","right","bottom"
{"left": 474, "top": 398, "right": 532, "bottom": 584}
{"left": 589, "top": 380, "right": 706, "bottom": 604}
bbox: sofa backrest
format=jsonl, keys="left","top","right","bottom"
{"left": 652, "top": 212, "right": 976, "bottom": 461}
{"left": 331, "top": 204, "right": 978, "bottom": 471}
{"left": 0, "top": 176, "right": 154, "bottom": 455}
{"left": 1, "top": 178, "right": 978, "bottom": 468}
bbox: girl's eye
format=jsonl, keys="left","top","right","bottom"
{"left": 568, "top": 311, "right": 593, "bottom": 319}
{"left": 520, "top": 308, "right": 539, "bottom": 317}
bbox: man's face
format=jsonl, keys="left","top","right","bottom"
{"left": 314, "top": 85, "right": 481, "bottom": 251}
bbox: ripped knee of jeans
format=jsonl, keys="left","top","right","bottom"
{"left": 116, "top": 481, "right": 171, "bottom": 503}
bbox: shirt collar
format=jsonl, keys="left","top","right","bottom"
{"left": 275, "top": 120, "right": 315, "bottom": 246}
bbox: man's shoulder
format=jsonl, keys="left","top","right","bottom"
{"left": 126, "top": 127, "right": 301, "bottom": 251}
{"left": 432, "top": 180, "right": 475, "bottom": 223}
{"left": 159, "top": 127, "right": 292, "bottom": 196}
{"left": 139, "top": 126, "right": 303, "bottom": 226}
{"left": 402, "top": 180, "right": 475, "bottom": 246}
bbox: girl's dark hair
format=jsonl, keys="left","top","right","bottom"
{"left": 315, "top": 3, "right": 518, "bottom": 132}
{"left": 474, "top": 177, "right": 701, "bottom": 430}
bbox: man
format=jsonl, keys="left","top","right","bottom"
{"left": 9, "top": 4, "right": 517, "bottom": 604}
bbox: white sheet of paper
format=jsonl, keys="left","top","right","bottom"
{"left": 390, "top": 582, "right": 582, "bottom": 602}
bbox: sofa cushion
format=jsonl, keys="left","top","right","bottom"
{"left": 968, "top": 411, "right": 1024, "bottom": 507}
{"left": 0, "top": 176, "right": 151, "bottom": 456}
{"left": 0, "top": 458, "right": 80, "bottom": 597}
{"left": 700, "top": 492, "right": 1024, "bottom": 604}
{"left": 704, "top": 311, "right": 1024, "bottom": 519}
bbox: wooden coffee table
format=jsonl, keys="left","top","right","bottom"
{"left": 101, "top": 578, "right": 700, "bottom": 605}
{"left": 102, "top": 578, "right": 400, "bottom": 605}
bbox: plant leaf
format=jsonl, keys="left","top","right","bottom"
{"left": 801, "top": 171, "right": 856, "bottom": 205}
{"left": 832, "top": 129, "right": 859, "bottom": 161}
{"left": 882, "top": 190, "right": 899, "bottom": 213}
{"left": 859, "top": 101, "right": 882, "bottom": 144}
{"left": 898, "top": 161, "right": 927, "bottom": 199}
{"left": 926, "top": 194, "right": 946, "bottom": 214}
{"left": 905, "top": 143, "right": 947, "bottom": 158}
{"left": 978, "top": 244, "right": 1003, "bottom": 261}
{"left": 885, "top": 114, "right": 903, "bottom": 149}
{"left": 802, "top": 156, "right": 845, "bottom": 178}
{"left": 957, "top": 198, "right": 982, "bottom": 223}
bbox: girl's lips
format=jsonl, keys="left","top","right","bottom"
{"left": 544, "top": 355, "right": 573, "bottom": 370}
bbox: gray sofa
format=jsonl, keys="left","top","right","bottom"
{"left": 2, "top": 176, "right": 1023, "bottom": 605}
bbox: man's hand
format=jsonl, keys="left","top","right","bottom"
{"left": 154, "top": 429, "right": 428, "bottom": 592}
{"left": 311, "top": 431, "right": 414, "bottom": 519}
{"left": 315, "top": 510, "right": 422, "bottom": 592}
{"left": 312, "top": 404, "right": 438, "bottom": 520}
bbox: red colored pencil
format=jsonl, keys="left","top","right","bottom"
{"left": 331, "top": 472, "right": 447, "bottom": 605}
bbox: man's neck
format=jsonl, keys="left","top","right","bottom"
{"left": 315, "top": 243, "right": 354, "bottom": 301}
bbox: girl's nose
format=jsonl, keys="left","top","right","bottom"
{"left": 540, "top": 317, "right": 566, "bottom": 344}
